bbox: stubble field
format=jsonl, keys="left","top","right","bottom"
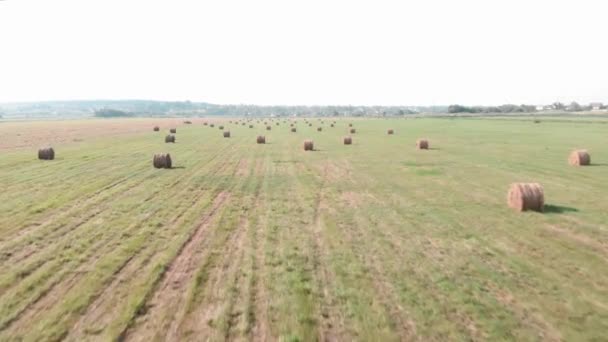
{"left": 0, "top": 117, "right": 607, "bottom": 341}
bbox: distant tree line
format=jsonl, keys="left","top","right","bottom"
{"left": 448, "top": 104, "right": 537, "bottom": 114}
{"left": 94, "top": 108, "right": 134, "bottom": 118}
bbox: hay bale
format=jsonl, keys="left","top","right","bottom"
{"left": 507, "top": 183, "right": 544, "bottom": 212}
{"left": 330, "top": 124, "right": 334, "bottom": 127}
{"left": 568, "top": 150, "right": 590, "bottom": 166}
{"left": 257, "top": 135, "right": 266, "bottom": 144}
{"left": 266, "top": 126, "right": 272, "bottom": 130}
{"left": 184, "top": 120, "right": 192, "bottom": 124}
{"left": 169, "top": 128, "right": 177, "bottom": 133}
{"left": 38, "top": 147, "right": 55, "bottom": 160}
{"left": 291, "top": 127, "right": 297, "bottom": 132}
{"left": 350, "top": 128, "right": 356, "bottom": 134}
{"left": 165, "top": 134, "right": 176, "bottom": 143}
{"left": 153, "top": 126, "right": 160, "bottom": 131}
{"left": 203, "top": 122, "right": 208, "bottom": 126}
{"left": 219, "top": 125, "right": 224, "bottom": 130}
{"left": 317, "top": 127, "right": 322, "bottom": 132}
{"left": 309, "top": 123, "right": 313, "bottom": 127}
{"left": 223, "top": 131, "right": 231, "bottom": 138}
{"left": 210, "top": 124, "right": 215, "bottom": 128}
{"left": 387, "top": 129, "right": 394, "bottom": 135}
{"left": 343, "top": 136, "right": 352, "bottom": 145}
{"left": 153, "top": 153, "right": 172, "bottom": 169}
{"left": 416, "top": 139, "right": 429, "bottom": 149}
{"left": 303, "top": 140, "right": 314, "bottom": 151}
{"left": 349, "top": 123, "right": 353, "bottom": 127}
{"left": 249, "top": 125, "right": 254, "bottom": 128}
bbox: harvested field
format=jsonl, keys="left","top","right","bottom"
{"left": 0, "top": 117, "right": 607, "bottom": 341}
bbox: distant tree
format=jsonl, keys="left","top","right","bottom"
{"left": 567, "top": 101, "right": 583, "bottom": 112}
{"left": 552, "top": 102, "right": 566, "bottom": 110}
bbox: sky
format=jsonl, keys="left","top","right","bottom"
{"left": 0, "top": 0, "right": 606, "bottom": 106}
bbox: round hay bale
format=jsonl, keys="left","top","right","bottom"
{"left": 257, "top": 135, "right": 266, "bottom": 144}
{"left": 387, "top": 129, "right": 394, "bottom": 135}
{"left": 38, "top": 147, "right": 55, "bottom": 160}
{"left": 153, "top": 153, "right": 172, "bottom": 169}
{"left": 203, "top": 122, "right": 208, "bottom": 126}
{"left": 184, "top": 120, "right": 192, "bottom": 124}
{"left": 303, "top": 140, "right": 314, "bottom": 151}
{"left": 153, "top": 126, "right": 160, "bottom": 131}
{"left": 223, "top": 131, "right": 231, "bottom": 138}
{"left": 568, "top": 150, "right": 590, "bottom": 166}
{"left": 343, "top": 136, "right": 352, "bottom": 145}
{"left": 317, "top": 127, "right": 322, "bottom": 132}
{"left": 330, "top": 124, "right": 334, "bottom": 127}
{"left": 266, "top": 126, "right": 272, "bottom": 130}
{"left": 219, "top": 125, "right": 224, "bottom": 130}
{"left": 169, "top": 128, "right": 177, "bottom": 133}
{"left": 291, "top": 127, "right": 297, "bottom": 132}
{"left": 309, "top": 123, "right": 312, "bottom": 127}
{"left": 416, "top": 139, "right": 429, "bottom": 149}
{"left": 350, "top": 128, "right": 356, "bottom": 134}
{"left": 349, "top": 123, "right": 353, "bottom": 127}
{"left": 507, "top": 183, "right": 544, "bottom": 212}
{"left": 210, "top": 123, "right": 215, "bottom": 128}
{"left": 165, "top": 134, "right": 176, "bottom": 143}
{"left": 249, "top": 125, "right": 254, "bottom": 128}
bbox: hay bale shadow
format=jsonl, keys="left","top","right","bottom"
{"left": 544, "top": 204, "right": 578, "bottom": 214}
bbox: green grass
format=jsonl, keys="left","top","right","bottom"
{"left": 0, "top": 117, "right": 607, "bottom": 341}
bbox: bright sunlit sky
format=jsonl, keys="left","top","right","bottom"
{"left": 0, "top": 0, "right": 606, "bottom": 106}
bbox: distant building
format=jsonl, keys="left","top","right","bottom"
{"left": 590, "top": 102, "right": 603, "bottom": 111}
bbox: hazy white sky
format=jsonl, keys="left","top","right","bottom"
{"left": 0, "top": 0, "right": 606, "bottom": 106}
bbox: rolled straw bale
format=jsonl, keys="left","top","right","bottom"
{"left": 153, "top": 153, "right": 172, "bottom": 169}
{"left": 507, "top": 183, "right": 544, "bottom": 212}
{"left": 303, "top": 140, "right": 314, "bottom": 151}
{"left": 568, "top": 150, "right": 590, "bottom": 166}
{"left": 38, "top": 147, "right": 55, "bottom": 160}
{"left": 416, "top": 139, "right": 429, "bottom": 149}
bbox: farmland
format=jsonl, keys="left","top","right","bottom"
{"left": 0, "top": 117, "right": 607, "bottom": 341}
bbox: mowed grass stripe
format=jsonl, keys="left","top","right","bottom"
{"left": 1, "top": 129, "right": 246, "bottom": 340}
